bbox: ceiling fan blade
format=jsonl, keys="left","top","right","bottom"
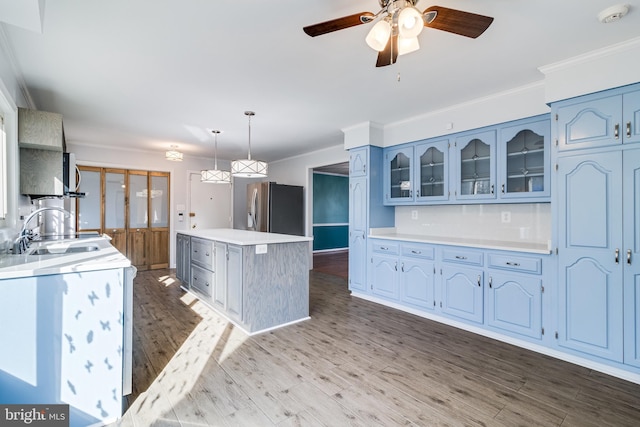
{"left": 423, "top": 6, "right": 494, "bottom": 39}
{"left": 376, "top": 33, "right": 398, "bottom": 68}
{"left": 303, "top": 12, "right": 375, "bottom": 37}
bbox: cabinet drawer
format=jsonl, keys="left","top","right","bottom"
{"left": 191, "top": 264, "right": 213, "bottom": 297}
{"left": 371, "top": 241, "right": 399, "bottom": 255}
{"left": 487, "top": 253, "right": 541, "bottom": 274}
{"left": 442, "top": 248, "right": 483, "bottom": 266}
{"left": 401, "top": 243, "right": 434, "bottom": 260}
{"left": 191, "top": 237, "right": 214, "bottom": 270}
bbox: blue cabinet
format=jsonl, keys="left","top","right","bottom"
{"left": 383, "top": 146, "right": 414, "bottom": 204}
{"left": 554, "top": 85, "right": 640, "bottom": 151}
{"left": 348, "top": 147, "right": 395, "bottom": 294}
{"left": 486, "top": 251, "right": 543, "bottom": 340}
{"left": 440, "top": 265, "right": 484, "bottom": 324}
{"left": 623, "top": 149, "right": 640, "bottom": 367}
{"left": 349, "top": 175, "right": 367, "bottom": 292}
{"left": 453, "top": 129, "right": 497, "bottom": 201}
{"left": 400, "top": 243, "right": 436, "bottom": 310}
{"left": 556, "top": 151, "right": 624, "bottom": 362}
{"left": 415, "top": 139, "right": 450, "bottom": 203}
{"left": 498, "top": 116, "right": 551, "bottom": 200}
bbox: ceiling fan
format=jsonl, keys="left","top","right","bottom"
{"left": 303, "top": 1, "right": 494, "bottom": 67}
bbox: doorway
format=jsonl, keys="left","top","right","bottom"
{"left": 311, "top": 162, "right": 349, "bottom": 279}
{"left": 187, "top": 171, "right": 232, "bottom": 230}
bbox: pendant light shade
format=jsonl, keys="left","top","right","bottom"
{"left": 365, "top": 19, "right": 391, "bottom": 52}
{"left": 231, "top": 111, "right": 268, "bottom": 178}
{"left": 397, "top": 6, "right": 424, "bottom": 38}
{"left": 201, "top": 130, "right": 231, "bottom": 184}
{"left": 165, "top": 145, "right": 183, "bottom": 161}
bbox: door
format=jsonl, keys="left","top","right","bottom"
{"left": 214, "top": 241, "right": 227, "bottom": 310}
{"left": 557, "top": 151, "right": 623, "bottom": 361}
{"left": 188, "top": 171, "right": 231, "bottom": 230}
{"left": 440, "top": 265, "right": 484, "bottom": 323}
{"left": 77, "top": 166, "right": 102, "bottom": 234}
{"left": 400, "top": 259, "right": 435, "bottom": 310}
{"left": 415, "top": 139, "right": 449, "bottom": 203}
{"left": 454, "top": 130, "right": 496, "bottom": 201}
{"left": 348, "top": 176, "right": 367, "bottom": 292}
{"left": 624, "top": 149, "right": 640, "bottom": 367}
{"left": 384, "top": 147, "right": 414, "bottom": 204}
{"left": 104, "top": 169, "right": 127, "bottom": 255}
{"left": 487, "top": 273, "right": 542, "bottom": 339}
{"left": 127, "top": 170, "right": 149, "bottom": 270}
{"left": 227, "top": 245, "right": 243, "bottom": 322}
{"left": 370, "top": 254, "right": 398, "bottom": 300}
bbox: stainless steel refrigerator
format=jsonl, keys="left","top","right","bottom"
{"left": 247, "top": 182, "right": 304, "bottom": 236}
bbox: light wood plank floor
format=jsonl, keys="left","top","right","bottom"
{"left": 112, "top": 269, "right": 640, "bottom": 427}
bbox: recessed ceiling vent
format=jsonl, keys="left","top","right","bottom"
{"left": 598, "top": 4, "right": 630, "bottom": 23}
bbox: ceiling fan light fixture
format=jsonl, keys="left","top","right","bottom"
{"left": 398, "top": 6, "right": 424, "bottom": 38}
{"left": 398, "top": 35, "right": 420, "bottom": 56}
{"left": 365, "top": 19, "right": 392, "bottom": 51}
{"left": 201, "top": 130, "right": 231, "bottom": 184}
{"left": 231, "top": 111, "right": 268, "bottom": 178}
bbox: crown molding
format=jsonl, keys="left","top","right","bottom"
{"left": 0, "top": 24, "right": 36, "bottom": 109}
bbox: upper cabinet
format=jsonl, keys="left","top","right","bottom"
{"left": 383, "top": 146, "right": 414, "bottom": 204}
{"left": 498, "top": 116, "right": 551, "bottom": 200}
{"left": 453, "top": 129, "right": 496, "bottom": 201}
{"left": 18, "top": 108, "right": 65, "bottom": 151}
{"left": 415, "top": 139, "right": 450, "bottom": 203}
{"left": 554, "top": 85, "right": 640, "bottom": 151}
{"left": 382, "top": 114, "right": 550, "bottom": 205}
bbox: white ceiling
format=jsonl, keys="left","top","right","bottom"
{"left": 2, "top": 1, "right": 640, "bottom": 163}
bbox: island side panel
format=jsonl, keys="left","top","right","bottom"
{"left": 242, "top": 241, "right": 309, "bottom": 332}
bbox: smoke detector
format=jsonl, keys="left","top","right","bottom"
{"left": 598, "top": 4, "right": 630, "bottom": 23}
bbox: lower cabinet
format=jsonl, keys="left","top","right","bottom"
{"left": 212, "top": 241, "right": 243, "bottom": 323}
{"left": 226, "top": 244, "right": 243, "bottom": 323}
{"left": 364, "top": 239, "right": 547, "bottom": 343}
{"left": 440, "top": 265, "right": 484, "bottom": 324}
{"left": 191, "top": 264, "right": 213, "bottom": 298}
{"left": 176, "top": 233, "right": 190, "bottom": 287}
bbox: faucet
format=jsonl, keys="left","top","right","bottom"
{"left": 13, "top": 207, "right": 71, "bottom": 254}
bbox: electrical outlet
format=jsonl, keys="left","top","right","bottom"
{"left": 411, "top": 210, "right": 418, "bottom": 220}
{"left": 501, "top": 211, "right": 511, "bottom": 223}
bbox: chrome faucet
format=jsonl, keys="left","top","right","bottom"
{"left": 13, "top": 207, "right": 71, "bottom": 254}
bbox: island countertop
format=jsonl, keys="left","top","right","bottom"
{"left": 178, "top": 228, "right": 313, "bottom": 246}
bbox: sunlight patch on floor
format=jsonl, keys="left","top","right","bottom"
{"left": 124, "top": 299, "right": 248, "bottom": 426}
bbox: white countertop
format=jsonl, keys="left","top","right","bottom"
{"left": 178, "top": 228, "right": 313, "bottom": 246}
{"left": 0, "top": 236, "right": 132, "bottom": 280}
{"left": 369, "top": 229, "right": 552, "bottom": 254}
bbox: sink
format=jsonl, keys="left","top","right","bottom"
{"left": 29, "top": 245, "right": 101, "bottom": 255}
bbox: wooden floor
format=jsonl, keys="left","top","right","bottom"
{"left": 112, "top": 268, "right": 640, "bottom": 427}
{"left": 312, "top": 250, "right": 348, "bottom": 280}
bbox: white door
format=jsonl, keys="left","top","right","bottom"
{"left": 188, "top": 171, "right": 232, "bottom": 230}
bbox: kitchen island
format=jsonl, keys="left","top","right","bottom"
{"left": 176, "top": 228, "right": 312, "bottom": 334}
{"left": 0, "top": 236, "right": 134, "bottom": 427}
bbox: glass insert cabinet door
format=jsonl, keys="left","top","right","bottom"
{"left": 456, "top": 130, "right": 496, "bottom": 199}
{"left": 77, "top": 167, "right": 101, "bottom": 231}
{"left": 415, "top": 139, "right": 449, "bottom": 202}
{"left": 385, "top": 147, "right": 413, "bottom": 202}
{"left": 500, "top": 118, "right": 550, "bottom": 198}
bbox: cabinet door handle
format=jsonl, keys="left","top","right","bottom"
{"left": 491, "top": 184, "right": 495, "bottom": 194}
{"left": 615, "top": 123, "right": 620, "bottom": 139}
{"left": 455, "top": 255, "right": 467, "bottom": 260}
{"left": 501, "top": 184, "right": 505, "bottom": 194}
{"left": 205, "top": 252, "right": 210, "bottom": 257}
{"left": 380, "top": 246, "right": 388, "bottom": 251}
{"left": 394, "top": 262, "right": 398, "bottom": 271}
{"left": 401, "top": 263, "right": 405, "bottom": 272}
{"left": 477, "top": 275, "right": 481, "bottom": 287}
{"left": 194, "top": 249, "right": 198, "bottom": 253}
{"left": 411, "top": 250, "right": 421, "bottom": 254}
{"left": 615, "top": 248, "right": 620, "bottom": 264}
{"left": 627, "top": 122, "right": 631, "bottom": 138}
{"left": 628, "top": 249, "right": 632, "bottom": 265}
{"left": 506, "top": 261, "right": 520, "bottom": 267}
{"left": 489, "top": 276, "right": 492, "bottom": 288}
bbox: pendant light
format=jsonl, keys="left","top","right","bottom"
{"left": 165, "top": 145, "right": 183, "bottom": 161}
{"left": 231, "top": 111, "right": 268, "bottom": 178}
{"left": 201, "top": 130, "right": 231, "bottom": 184}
